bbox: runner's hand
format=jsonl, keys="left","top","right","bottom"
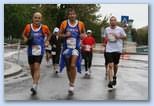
{"left": 24, "top": 37, "right": 28, "bottom": 43}
{"left": 113, "top": 33, "right": 120, "bottom": 40}
{"left": 80, "top": 33, "right": 86, "bottom": 39}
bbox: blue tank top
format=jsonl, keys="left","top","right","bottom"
{"left": 27, "top": 24, "right": 45, "bottom": 56}
{"left": 63, "top": 20, "right": 80, "bottom": 50}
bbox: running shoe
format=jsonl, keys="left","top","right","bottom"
{"left": 68, "top": 86, "right": 74, "bottom": 95}
{"left": 108, "top": 81, "right": 113, "bottom": 88}
{"left": 30, "top": 87, "right": 37, "bottom": 95}
{"left": 112, "top": 76, "right": 117, "bottom": 86}
{"left": 85, "top": 71, "right": 90, "bottom": 76}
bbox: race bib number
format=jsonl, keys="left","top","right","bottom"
{"left": 66, "top": 38, "right": 76, "bottom": 49}
{"left": 84, "top": 45, "right": 91, "bottom": 51}
{"left": 108, "top": 34, "right": 116, "bottom": 42}
{"left": 51, "top": 51, "right": 56, "bottom": 55}
{"left": 32, "top": 45, "right": 41, "bottom": 56}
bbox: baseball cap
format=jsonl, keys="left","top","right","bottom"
{"left": 53, "top": 27, "right": 59, "bottom": 33}
{"left": 87, "top": 30, "right": 92, "bottom": 33}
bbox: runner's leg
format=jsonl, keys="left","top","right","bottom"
{"left": 69, "top": 55, "right": 78, "bottom": 86}
{"left": 88, "top": 52, "right": 93, "bottom": 73}
{"left": 33, "top": 62, "right": 40, "bottom": 85}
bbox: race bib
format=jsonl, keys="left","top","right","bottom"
{"left": 84, "top": 45, "right": 91, "bottom": 51}
{"left": 53, "top": 44, "right": 56, "bottom": 48}
{"left": 51, "top": 51, "right": 56, "bottom": 55}
{"left": 46, "top": 45, "right": 51, "bottom": 50}
{"left": 66, "top": 38, "right": 76, "bottom": 49}
{"left": 32, "top": 45, "right": 41, "bottom": 56}
{"left": 108, "top": 34, "right": 116, "bottom": 42}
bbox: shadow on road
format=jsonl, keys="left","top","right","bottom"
{"left": 29, "top": 95, "right": 40, "bottom": 100}
{"left": 107, "top": 88, "right": 116, "bottom": 100}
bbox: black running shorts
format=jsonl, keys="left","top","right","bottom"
{"left": 28, "top": 55, "right": 43, "bottom": 65}
{"left": 105, "top": 52, "right": 121, "bottom": 65}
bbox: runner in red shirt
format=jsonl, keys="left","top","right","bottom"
{"left": 82, "top": 30, "right": 96, "bottom": 77}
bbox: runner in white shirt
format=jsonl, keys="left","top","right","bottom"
{"left": 103, "top": 16, "right": 127, "bottom": 89}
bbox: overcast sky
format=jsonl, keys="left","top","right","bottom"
{"left": 98, "top": 4, "right": 148, "bottom": 29}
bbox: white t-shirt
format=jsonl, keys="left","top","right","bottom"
{"left": 103, "top": 26, "right": 126, "bottom": 53}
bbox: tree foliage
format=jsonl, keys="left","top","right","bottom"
{"left": 4, "top": 4, "right": 103, "bottom": 42}
{"left": 4, "top": 4, "right": 148, "bottom": 44}
{"left": 136, "top": 26, "right": 148, "bottom": 45}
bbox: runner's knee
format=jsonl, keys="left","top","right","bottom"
{"left": 70, "top": 63, "right": 76, "bottom": 68}
{"left": 108, "top": 63, "right": 113, "bottom": 69}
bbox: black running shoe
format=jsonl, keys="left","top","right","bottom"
{"left": 108, "top": 81, "right": 113, "bottom": 88}
{"left": 112, "top": 76, "right": 117, "bottom": 86}
{"left": 55, "top": 71, "right": 58, "bottom": 74}
{"left": 30, "top": 88, "right": 37, "bottom": 95}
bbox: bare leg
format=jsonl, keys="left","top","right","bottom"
{"left": 30, "top": 64, "right": 34, "bottom": 79}
{"left": 46, "top": 52, "right": 50, "bottom": 64}
{"left": 69, "top": 55, "right": 78, "bottom": 86}
{"left": 107, "top": 63, "right": 114, "bottom": 82}
{"left": 114, "top": 64, "right": 118, "bottom": 77}
{"left": 33, "top": 62, "right": 41, "bottom": 84}
{"left": 66, "top": 58, "right": 71, "bottom": 83}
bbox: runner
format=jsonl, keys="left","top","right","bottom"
{"left": 82, "top": 30, "right": 95, "bottom": 77}
{"left": 59, "top": 8, "right": 86, "bottom": 95}
{"left": 103, "top": 16, "right": 127, "bottom": 89}
{"left": 22, "top": 12, "right": 51, "bottom": 95}
{"left": 50, "top": 27, "right": 62, "bottom": 73}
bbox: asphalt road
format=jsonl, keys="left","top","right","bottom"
{"left": 4, "top": 50, "right": 148, "bottom": 100}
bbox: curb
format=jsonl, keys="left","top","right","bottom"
{"left": 4, "top": 61, "right": 22, "bottom": 78}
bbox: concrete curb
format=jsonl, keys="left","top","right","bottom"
{"left": 4, "top": 61, "right": 22, "bottom": 78}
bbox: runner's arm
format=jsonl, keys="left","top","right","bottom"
{"left": 59, "top": 21, "right": 67, "bottom": 37}
{"left": 114, "top": 28, "right": 127, "bottom": 40}
{"left": 22, "top": 24, "right": 30, "bottom": 44}
{"left": 43, "top": 25, "right": 52, "bottom": 46}
{"left": 22, "top": 32, "right": 28, "bottom": 43}
{"left": 79, "top": 21, "right": 86, "bottom": 38}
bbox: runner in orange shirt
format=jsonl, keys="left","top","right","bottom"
{"left": 22, "top": 12, "right": 51, "bottom": 95}
{"left": 59, "top": 8, "right": 86, "bottom": 95}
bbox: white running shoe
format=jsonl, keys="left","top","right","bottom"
{"left": 85, "top": 71, "right": 90, "bottom": 76}
{"left": 68, "top": 86, "right": 74, "bottom": 95}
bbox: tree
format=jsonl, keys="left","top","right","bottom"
{"left": 4, "top": 4, "right": 41, "bottom": 40}
{"left": 136, "top": 26, "right": 148, "bottom": 45}
{"left": 4, "top": 4, "right": 102, "bottom": 42}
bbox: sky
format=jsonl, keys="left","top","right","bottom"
{"left": 98, "top": 4, "right": 148, "bottom": 29}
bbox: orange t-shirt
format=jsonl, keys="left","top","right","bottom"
{"left": 60, "top": 20, "right": 85, "bottom": 34}
{"left": 23, "top": 24, "right": 50, "bottom": 37}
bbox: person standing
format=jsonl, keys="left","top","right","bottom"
{"left": 50, "top": 27, "right": 62, "bottom": 73}
{"left": 82, "top": 30, "right": 95, "bottom": 77}
{"left": 103, "top": 16, "right": 127, "bottom": 88}
{"left": 59, "top": 8, "right": 86, "bottom": 95}
{"left": 22, "top": 12, "right": 51, "bottom": 95}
